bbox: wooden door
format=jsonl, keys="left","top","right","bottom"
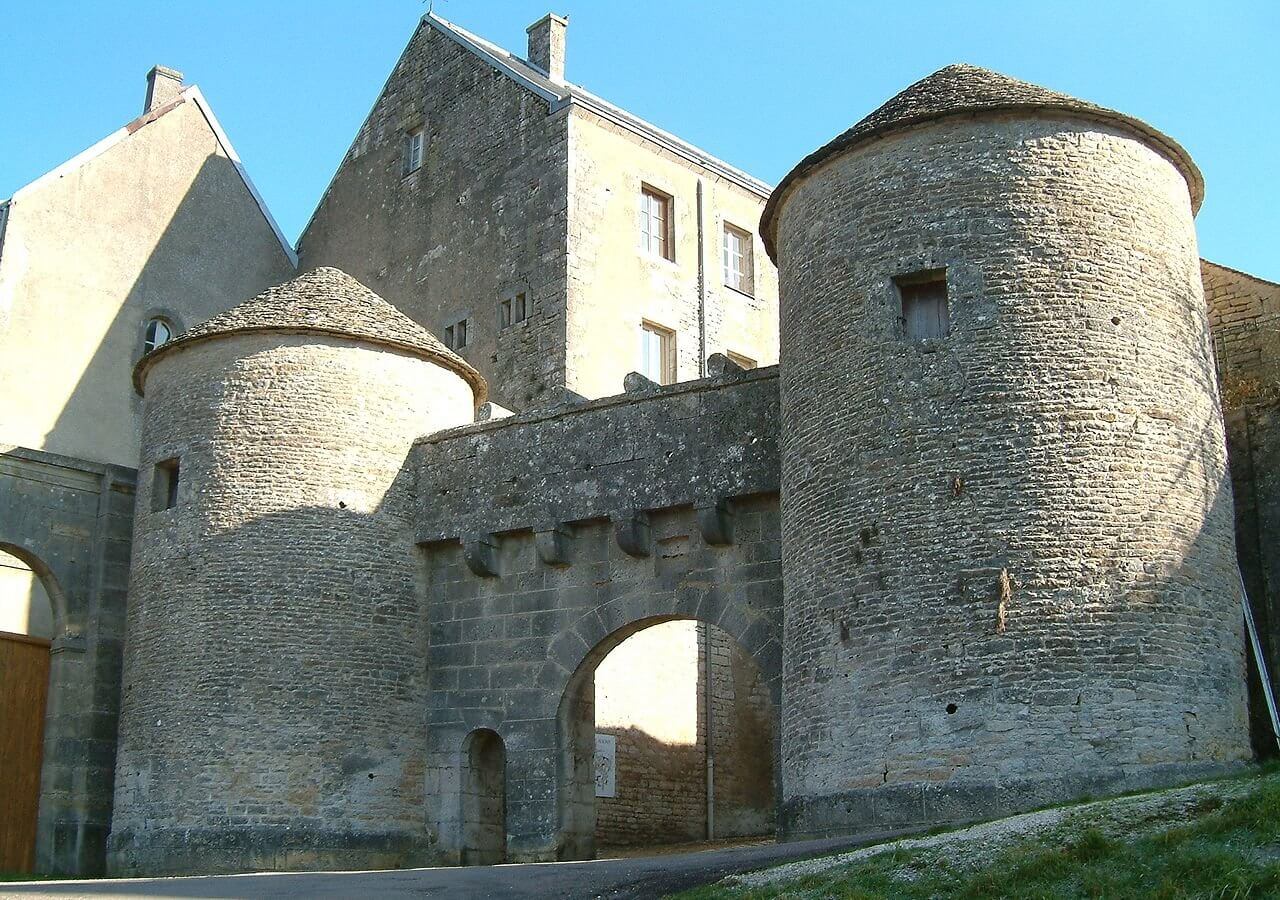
{"left": 0, "top": 630, "right": 51, "bottom": 873}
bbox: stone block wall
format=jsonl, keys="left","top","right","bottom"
{"left": 1204, "top": 260, "right": 1280, "bottom": 753}
{"left": 413, "top": 369, "right": 782, "bottom": 862}
{"left": 773, "top": 113, "right": 1250, "bottom": 839}
{"left": 0, "top": 447, "right": 135, "bottom": 876}
{"left": 299, "top": 21, "right": 571, "bottom": 411}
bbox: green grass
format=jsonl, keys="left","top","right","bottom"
{"left": 677, "top": 772, "right": 1280, "bottom": 899}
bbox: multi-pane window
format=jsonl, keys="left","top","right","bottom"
{"left": 444, "top": 317, "right": 470, "bottom": 350}
{"left": 500, "top": 292, "right": 528, "bottom": 329}
{"left": 722, "top": 223, "right": 754, "bottom": 295}
{"left": 143, "top": 318, "right": 172, "bottom": 353}
{"left": 638, "top": 321, "right": 676, "bottom": 385}
{"left": 897, "top": 270, "right": 950, "bottom": 341}
{"left": 639, "top": 186, "right": 673, "bottom": 260}
{"left": 403, "top": 127, "right": 425, "bottom": 175}
{"left": 151, "top": 457, "right": 180, "bottom": 512}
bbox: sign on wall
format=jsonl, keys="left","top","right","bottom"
{"left": 594, "top": 733, "right": 616, "bottom": 798}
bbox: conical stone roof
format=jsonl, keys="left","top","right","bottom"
{"left": 760, "top": 64, "right": 1202, "bottom": 260}
{"left": 134, "top": 266, "right": 487, "bottom": 402}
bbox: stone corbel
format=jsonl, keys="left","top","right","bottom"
{"left": 462, "top": 534, "right": 500, "bottom": 577}
{"left": 534, "top": 524, "right": 573, "bottom": 567}
{"left": 696, "top": 499, "right": 735, "bottom": 546}
{"left": 613, "top": 511, "right": 651, "bottom": 558}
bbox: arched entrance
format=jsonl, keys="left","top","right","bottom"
{"left": 461, "top": 728, "right": 507, "bottom": 865}
{"left": 0, "top": 545, "right": 59, "bottom": 873}
{"left": 557, "top": 615, "right": 779, "bottom": 859}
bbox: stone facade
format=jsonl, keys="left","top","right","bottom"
{"left": 297, "top": 20, "right": 571, "bottom": 411}
{"left": 1204, "top": 261, "right": 1280, "bottom": 753}
{"left": 4, "top": 10, "right": 1276, "bottom": 882}
{"left": 109, "top": 271, "right": 480, "bottom": 875}
{"left": 299, "top": 13, "right": 779, "bottom": 411}
{"left": 0, "top": 447, "right": 135, "bottom": 875}
{"left": 765, "top": 66, "right": 1250, "bottom": 839}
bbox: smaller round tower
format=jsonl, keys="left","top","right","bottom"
{"left": 763, "top": 65, "right": 1250, "bottom": 839}
{"left": 108, "top": 268, "right": 485, "bottom": 875}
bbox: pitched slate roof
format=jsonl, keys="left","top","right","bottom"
{"left": 760, "top": 64, "right": 1203, "bottom": 261}
{"left": 134, "top": 267, "right": 486, "bottom": 401}
{"left": 423, "top": 13, "right": 771, "bottom": 198}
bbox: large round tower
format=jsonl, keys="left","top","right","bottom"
{"left": 108, "top": 268, "right": 484, "bottom": 875}
{"left": 763, "top": 65, "right": 1250, "bottom": 838}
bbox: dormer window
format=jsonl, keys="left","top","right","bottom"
{"left": 144, "top": 318, "right": 172, "bottom": 353}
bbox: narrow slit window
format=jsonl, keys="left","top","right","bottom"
{"left": 152, "top": 457, "right": 180, "bottom": 512}
{"left": 897, "top": 271, "right": 949, "bottom": 341}
{"left": 722, "top": 223, "right": 754, "bottom": 295}
{"left": 404, "top": 127, "right": 425, "bottom": 176}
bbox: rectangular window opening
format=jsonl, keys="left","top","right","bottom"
{"left": 152, "top": 457, "right": 180, "bottom": 512}
{"left": 897, "top": 270, "right": 949, "bottom": 341}
{"left": 403, "top": 127, "right": 425, "bottom": 176}
{"left": 639, "top": 321, "right": 677, "bottom": 385}
{"left": 500, "top": 292, "right": 528, "bottom": 330}
{"left": 722, "top": 223, "right": 754, "bottom": 295}
{"left": 639, "top": 186, "right": 673, "bottom": 261}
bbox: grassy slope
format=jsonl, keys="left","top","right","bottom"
{"left": 679, "top": 771, "right": 1280, "bottom": 899}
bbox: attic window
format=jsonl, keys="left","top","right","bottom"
{"left": 897, "top": 270, "right": 949, "bottom": 341}
{"left": 445, "top": 317, "right": 470, "bottom": 350}
{"left": 151, "top": 457, "right": 180, "bottom": 512}
{"left": 500, "top": 292, "right": 528, "bottom": 329}
{"left": 403, "top": 127, "right": 425, "bottom": 176}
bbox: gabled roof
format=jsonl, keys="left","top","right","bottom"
{"left": 759, "top": 63, "right": 1203, "bottom": 261}
{"left": 424, "top": 13, "right": 771, "bottom": 197}
{"left": 1, "top": 86, "right": 297, "bottom": 267}
{"left": 134, "top": 266, "right": 486, "bottom": 400}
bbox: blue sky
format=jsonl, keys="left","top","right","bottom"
{"left": 2, "top": 1, "right": 1276, "bottom": 279}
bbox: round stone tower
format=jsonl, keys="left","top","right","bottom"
{"left": 762, "top": 65, "right": 1250, "bottom": 838}
{"left": 108, "top": 268, "right": 485, "bottom": 875}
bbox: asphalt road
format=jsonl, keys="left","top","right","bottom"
{"left": 1, "top": 831, "right": 907, "bottom": 899}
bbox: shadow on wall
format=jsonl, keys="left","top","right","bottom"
{"left": 110, "top": 485, "right": 435, "bottom": 875}
{"left": 36, "top": 151, "right": 294, "bottom": 467}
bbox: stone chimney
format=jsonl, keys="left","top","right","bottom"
{"left": 143, "top": 65, "right": 184, "bottom": 113}
{"left": 526, "top": 13, "right": 568, "bottom": 83}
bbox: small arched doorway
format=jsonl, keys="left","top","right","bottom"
{"left": 558, "top": 615, "right": 778, "bottom": 859}
{"left": 0, "top": 546, "right": 57, "bottom": 873}
{"left": 461, "top": 728, "right": 507, "bottom": 865}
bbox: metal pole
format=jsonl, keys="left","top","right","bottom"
{"left": 1240, "top": 569, "right": 1280, "bottom": 753}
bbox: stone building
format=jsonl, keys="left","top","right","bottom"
{"left": 1, "top": 7, "right": 1278, "bottom": 881}
{"left": 0, "top": 66, "right": 295, "bottom": 874}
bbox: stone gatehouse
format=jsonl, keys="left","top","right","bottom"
{"left": 1, "top": 8, "right": 1277, "bottom": 881}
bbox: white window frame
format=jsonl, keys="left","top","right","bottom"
{"left": 638, "top": 320, "right": 677, "bottom": 385}
{"left": 143, "top": 318, "right": 172, "bottom": 354}
{"left": 722, "top": 222, "right": 754, "bottom": 296}
{"left": 639, "top": 186, "right": 673, "bottom": 261}
{"left": 404, "top": 127, "right": 425, "bottom": 176}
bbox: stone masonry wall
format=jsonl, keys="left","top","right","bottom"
{"left": 299, "top": 22, "right": 570, "bottom": 412}
{"left": 774, "top": 113, "right": 1250, "bottom": 839}
{"left": 413, "top": 369, "right": 782, "bottom": 862}
{"left": 0, "top": 447, "right": 135, "bottom": 876}
{"left": 1204, "top": 260, "right": 1280, "bottom": 753}
{"left": 109, "top": 333, "right": 475, "bottom": 876}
